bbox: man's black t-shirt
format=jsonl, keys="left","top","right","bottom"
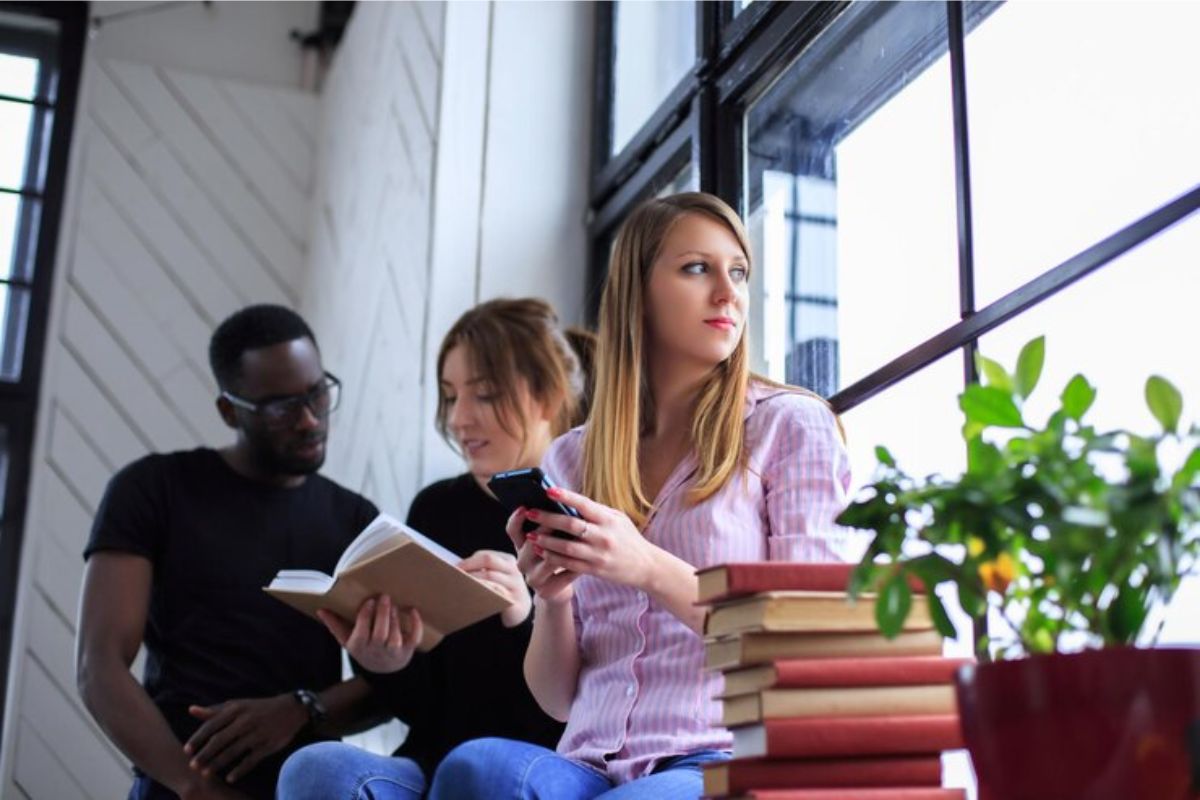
{"left": 84, "top": 448, "right": 378, "bottom": 799}
{"left": 359, "top": 473, "right": 565, "bottom": 777}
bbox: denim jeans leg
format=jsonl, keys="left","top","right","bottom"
{"left": 276, "top": 741, "right": 426, "bottom": 800}
{"left": 428, "top": 737, "right": 612, "bottom": 800}
{"left": 594, "top": 750, "right": 732, "bottom": 800}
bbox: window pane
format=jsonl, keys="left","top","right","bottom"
{"left": 611, "top": 1, "right": 695, "bottom": 157}
{"left": 745, "top": 2, "right": 961, "bottom": 396}
{"left": 656, "top": 160, "right": 698, "bottom": 198}
{"left": 0, "top": 283, "right": 30, "bottom": 381}
{"left": 840, "top": 353, "right": 974, "bottom": 792}
{"left": 979, "top": 214, "right": 1200, "bottom": 647}
{"left": 732, "top": 0, "right": 756, "bottom": 18}
{"left": 0, "top": 99, "right": 34, "bottom": 190}
{"left": 966, "top": 1, "right": 1200, "bottom": 305}
{"left": 0, "top": 53, "right": 38, "bottom": 100}
{"left": 0, "top": 193, "right": 38, "bottom": 282}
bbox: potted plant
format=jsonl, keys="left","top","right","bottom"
{"left": 837, "top": 336, "right": 1200, "bottom": 800}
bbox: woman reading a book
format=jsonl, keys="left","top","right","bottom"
{"left": 427, "top": 192, "right": 863, "bottom": 799}
{"left": 277, "top": 298, "right": 592, "bottom": 799}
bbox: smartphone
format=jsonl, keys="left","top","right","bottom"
{"left": 487, "top": 467, "right": 581, "bottom": 539}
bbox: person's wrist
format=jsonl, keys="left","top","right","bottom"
{"left": 290, "top": 689, "right": 326, "bottom": 733}
{"left": 534, "top": 592, "right": 571, "bottom": 612}
{"left": 501, "top": 595, "right": 532, "bottom": 627}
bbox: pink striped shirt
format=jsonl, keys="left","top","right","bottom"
{"left": 541, "top": 381, "right": 865, "bottom": 784}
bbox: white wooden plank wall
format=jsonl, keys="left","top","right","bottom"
{"left": 2, "top": 53, "right": 320, "bottom": 798}
{"left": 302, "top": 1, "right": 450, "bottom": 520}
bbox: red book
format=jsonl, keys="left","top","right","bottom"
{"left": 732, "top": 715, "right": 964, "bottom": 759}
{"left": 722, "top": 656, "right": 973, "bottom": 696}
{"left": 698, "top": 562, "right": 924, "bottom": 604}
{"left": 702, "top": 755, "right": 943, "bottom": 795}
{"left": 721, "top": 790, "right": 965, "bottom": 800}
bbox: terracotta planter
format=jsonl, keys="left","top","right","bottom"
{"left": 955, "top": 647, "right": 1200, "bottom": 800}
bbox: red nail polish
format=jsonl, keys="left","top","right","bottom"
{"left": 533, "top": 545, "right": 545, "bottom": 556}
{"left": 526, "top": 509, "right": 541, "bottom": 520}
{"left": 546, "top": 487, "right": 562, "bottom": 498}
{"left": 527, "top": 533, "right": 539, "bottom": 541}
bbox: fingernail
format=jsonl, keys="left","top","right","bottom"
{"left": 527, "top": 533, "right": 539, "bottom": 541}
{"left": 526, "top": 509, "right": 541, "bottom": 520}
{"left": 534, "top": 545, "right": 545, "bottom": 556}
{"left": 546, "top": 487, "right": 562, "bottom": 498}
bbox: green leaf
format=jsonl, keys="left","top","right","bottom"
{"left": 960, "top": 384, "right": 1025, "bottom": 428}
{"left": 1107, "top": 583, "right": 1149, "bottom": 645}
{"left": 905, "top": 553, "right": 961, "bottom": 587}
{"left": 1060, "top": 374, "right": 1096, "bottom": 421}
{"left": 1173, "top": 445, "right": 1200, "bottom": 492}
{"left": 1145, "top": 375, "right": 1182, "bottom": 434}
{"left": 874, "top": 445, "right": 896, "bottom": 468}
{"left": 925, "top": 590, "right": 958, "bottom": 639}
{"left": 967, "top": 437, "right": 1004, "bottom": 477}
{"left": 875, "top": 574, "right": 913, "bottom": 639}
{"left": 847, "top": 562, "right": 878, "bottom": 599}
{"left": 1014, "top": 336, "right": 1045, "bottom": 399}
{"left": 975, "top": 353, "right": 1013, "bottom": 393}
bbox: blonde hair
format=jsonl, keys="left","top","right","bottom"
{"left": 436, "top": 298, "right": 593, "bottom": 454}
{"left": 583, "top": 193, "right": 830, "bottom": 528}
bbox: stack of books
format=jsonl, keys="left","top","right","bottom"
{"left": 698, "top": 562, "right": 970, "bottom": 800}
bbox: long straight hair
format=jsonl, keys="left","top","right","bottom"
{"left": 583, "top": 193, "right": 758, "bottom": 529}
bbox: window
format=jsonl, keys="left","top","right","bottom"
{"left": 0, "top": 4, "right": 87, "bottom": 752}
{"left": 589, "top": 0, "right": 1200, "bottom": 658}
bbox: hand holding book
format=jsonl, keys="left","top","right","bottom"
{"left": 316, "top": 595, "right": 422, "bottom": 674}
{"left": 264, "top": 513, "right": 512, "bottom": 651}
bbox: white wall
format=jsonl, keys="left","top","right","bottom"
{"left": 0, "top": 5, "right": 322, "bottom": 796}
{"left": 88, "top": 1, "right": 319, "bottom": 90}
{"left": 304, "top": 0, "right": 593, "bottom": 515}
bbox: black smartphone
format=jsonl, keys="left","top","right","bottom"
{"left": 487, "top": 467, "right": 581, "bottom": 539}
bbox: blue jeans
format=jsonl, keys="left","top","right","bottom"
{"left": 427, "top": 738, "right": 730, "bottom": 800}
{"left": 276, "top": 741, "right": 426, "bottom": 800}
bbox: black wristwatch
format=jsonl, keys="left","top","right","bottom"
{"left": 293, "top": 688, "right": 328, "bottom": 729}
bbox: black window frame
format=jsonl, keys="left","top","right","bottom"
{"left": 589, "top": 0, "right": 1200, "bottom": 657}
{"left": 589, "top": 0, "right": 1200, "bottom": 411}
{"left": 0, "top": 1, "right": 88, "bottom": 748}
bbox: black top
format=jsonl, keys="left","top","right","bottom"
{"left": 84, "top": 448, "right": 378, "bottom": 799}
{"left": 360, "top": 473, "right": 565, "bottom": 777}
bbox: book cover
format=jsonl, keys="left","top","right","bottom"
{"left": 718, "top": 789, "right": 966, "bottom": 800}
{"left": 263, "top": 513, "right": 510, "bottom": 651}
{"left": 721, "top": 684, "right": 958, "bottom": 726}
{"left": 705, "top": 592, "right": 933, "bottom": 638}
{"left": 707, "top": 630, "right": 944, "bottom": 671}
{"left": 721, "top": 656, "right": 972, "bottom": 696}
{"left": 698, "top": 562, "right": 925, "bottom": 605}
{"left": 702, "top": 754, "right": 943, "bottom": 795}
{"left": 732, "top": 714, "right": 964, "bottom": 759}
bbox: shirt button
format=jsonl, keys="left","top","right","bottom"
{"left": 626, "top": 684, "right": 636, "bottom": 697}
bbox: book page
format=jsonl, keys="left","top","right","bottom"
{"left": 268, "top": 569, "right": 335, "bottom": 593}
{"left": 336, "top": 513, "right": 464, "bottom": 575}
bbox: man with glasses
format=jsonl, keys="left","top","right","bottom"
{"left": 77, "top": 305, "right": 383, "bottom": 800}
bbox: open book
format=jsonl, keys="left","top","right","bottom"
{"left": 264, "top": 513, "right": 511, "bottom": 651}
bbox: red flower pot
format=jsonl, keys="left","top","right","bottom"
{"left": 955, "top": 647, "right": 1200, "bottom": 800}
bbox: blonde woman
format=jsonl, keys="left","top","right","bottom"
{"left": 278, "top": 299, "right": 591, "bottom": 800}
{"left": 428, "top": 193, "right": 862, "bottom": 799}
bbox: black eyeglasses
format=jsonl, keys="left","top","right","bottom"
{"left": 222, "top": 372, "right": 342, "bottom": 426}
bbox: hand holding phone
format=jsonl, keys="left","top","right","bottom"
{"left": 487, "top": 467, "right": 581, "bottom": 539}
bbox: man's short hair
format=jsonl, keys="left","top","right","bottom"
{"left": 209, "top": 304, "right": 317, "bottom": 391}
